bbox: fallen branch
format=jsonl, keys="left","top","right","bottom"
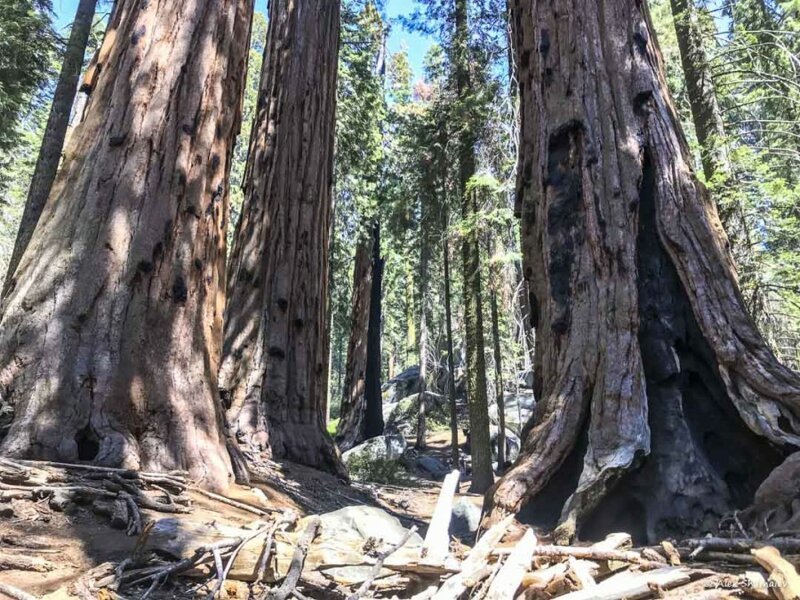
{"left": 0, "top": 582, "right": 38, "bottom": 600}
{"left": 682, "top": 537, "right": 800, "bottom": 554}
{"left": 347, "top": 525, "right": 419, "bottom": 600}
{"left": 266, "top": 516, "right": 321, "bottom": 600}
{"left": 507, "top": 545, "right": 669, "bottom": 569}
{"left": 0, "top": 552, "right": 54, "bottom": 572}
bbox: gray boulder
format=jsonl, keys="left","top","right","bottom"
{"left": 488, "top": 390, "right": 535, "bottom": 435}
{"left": 341, "top": 434, "right": 407, "bottom": 466}
{"left": 449, "top": 498, "right": 482, "bottom": 542}
{"left": 315, "top": 506, "right": 424, "bottom": 585}
{"left": 382, "top": 365, "right": 421, "bottom": 405}
{"left": 385, "top": 391, "right": 450, "bottom": 436}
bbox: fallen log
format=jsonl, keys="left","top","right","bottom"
{"left": 751, "top": 545, "right": 800, "bottom": 600}
{"left": 421, "top": 470, "right": 460, "bottom": 565}
{"left": 556, "top": 566, "right": 693, "bottom": 600}
{"left": 431, "top": 514, "right": 514, "bottom": 599}
{"left": 485, "top": 528, "right": 537, "bottom": 600}
{"left": 682, "top": 537, "right": 800, "bottom": 554}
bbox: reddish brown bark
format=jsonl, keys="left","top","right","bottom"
{"left": 490, "top": 0, "right": 800, "bottom": 542}
{"left": 0, "top": 0, "right": 253, "bottom": 490}
{"left": 220, "top": 0, "right": 346, "bottom": 477}
{"left": 336, "top": 232, "right": 374, "bottom": 451}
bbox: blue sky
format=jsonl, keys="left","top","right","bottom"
{"left": 50, "top": 0, "right": 433, "bottom": 80}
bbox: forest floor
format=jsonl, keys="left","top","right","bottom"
{"left": 0, "top": 432, "right": 484, "bottom": 599}
{"left": 1, "top": 433, "right": 799, "bottom": 599}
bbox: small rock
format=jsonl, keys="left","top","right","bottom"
{"left": 48, "top": 490, "right": 75, "bottom": 512}
{"left": 415, "top": 455, "right": 451, "bottom": 480}
{"left": 110, "top": 497, "right": 130, "bottom": 529}
{"left": 450, "top": 498, "right": 482, "bottom": 542}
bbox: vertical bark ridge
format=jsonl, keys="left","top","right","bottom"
{"left": 0, "top": 0, "right": 253, "bottom": 490}
{"left": 220, "top": 0, "right": 346, "bottom": 478}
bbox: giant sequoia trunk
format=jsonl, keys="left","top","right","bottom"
{"left": 490, "top": 0, "right": 800, "bottom": 543}
{"left": 2, "top": 0, "right": 98, "bottom": 298}
{"left": 0, "top": 0, "right": 252, "bottom": 490}
{"left": 219, "top": 0, "right": 346, "bottom": 478}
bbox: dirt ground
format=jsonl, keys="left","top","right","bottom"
{"left": 0, "top": 431, "right": 482, "bottom": 599}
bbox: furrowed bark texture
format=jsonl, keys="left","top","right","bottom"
{"left": 219, "top": 0, "right": 346, "bottom": 477}
{"left": 336, "top": 232, "right": 374, "bottom": 451}
{"left": 0, "top": 0, "right": 253, "bottom": 489}
{"left": 2, "top": 0, "right": 98, "bottom": 298}
{"left": 491, "top": 0, "right": 800, "bottom": 542}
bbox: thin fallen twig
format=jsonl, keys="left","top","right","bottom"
{"left": 190, "top": 485, "right": 277, "bottom": 516}
{"left": 256, "top": 510, "right": 298, "bottom": 584}
{"left": 347, "top": 525, "right": 419, "bottom": 600}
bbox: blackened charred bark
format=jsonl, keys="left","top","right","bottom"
{"left": 0, "top": 0, "right": 253, "bottom": 490}
{"left": 220, "top": 0, "right": 346, "bottom": 478}
{"left": 337, "top": 222, "right": 383, "bottom": 449}
{"left": 364, "top": 221, "right": 384, "bottom": 439}
{"left": 2, "top": 0, "right": 98, "bottom": 299}
{"left": 491, "top": 0, "right": 800, "bottom": 542}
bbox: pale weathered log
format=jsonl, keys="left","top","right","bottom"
{"left": 421, "top": 470, "right": 460, "bottom": 565}
{"left": 557, "top": 567, "right": 692, "bottom": 600}
{"left": 751, "top": 546, "right": 800, "bottom": 600}
{"left": 0, "top": 582, "right": 38, "bottom": 600}
{"left": 485, "top": 528, "right": 537, "bottom": 600}
{"left": 431, "top": 515, "right": 513, "bottom": 599}
{"left": 0, "top": 552, "right": 54, "bottom": 572}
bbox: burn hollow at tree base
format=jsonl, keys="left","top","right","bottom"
{"left": 519, "top": 156, "right": 789, "bottom": 545}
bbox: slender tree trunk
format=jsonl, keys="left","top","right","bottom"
{"left": 490, "top": 0, "right": 800, "bottom": 543}
{"left": 670, "top": 0, "right": 730, "bottom": 184}
{"left": 335, "top": 233, "right": 373, "bottom": 451}
{"left": 488, "top": 236, "right": 506, "bottom": 472}
{"left": 2, "top": 0, "right": 98, "bottom": 298}
{"left": 443, "top": 228, "right": 460, "bottom": 469}
{"left": 220, "top": 0, "right": 346, "bottom": 478}
{"left": 416, "top": 229, "right": 430, "bottom": 450}
{"left": 454, "top": 0, "right": 493, "bottom": 494}
{"left": 0, "top": 0, "right": 253, "bottom": 490}
{"left": 364, "top": 221, "right": 384, "bottom": 439}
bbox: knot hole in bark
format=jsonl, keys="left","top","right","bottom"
{"left": 75, "top": 425, "right": 100, "bottom": 461}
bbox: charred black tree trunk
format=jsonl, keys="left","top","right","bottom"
{"left": 337, "top": 222, "right": 383, "bottom": 449}
{"left": 2, "top": 0, "right": 98, "bottom": 298}
{"left": 220, "top": 0, "right": 346, "bottom": 478}
{"left": 364, "top": 222, "right": 384, "bottom": 439}
{"left": 490, "top": 0, "right": 800, "bottom": 543}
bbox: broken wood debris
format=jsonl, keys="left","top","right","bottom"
{"left": 4, "top": 459, "right": 800, "bottom": 599}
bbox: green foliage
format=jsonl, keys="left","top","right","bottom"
{"left": 345, "top": 453, "right": 409, "bottom": 484}
{"left": 0, "top": 0, "right": 56, "bottom": 153}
